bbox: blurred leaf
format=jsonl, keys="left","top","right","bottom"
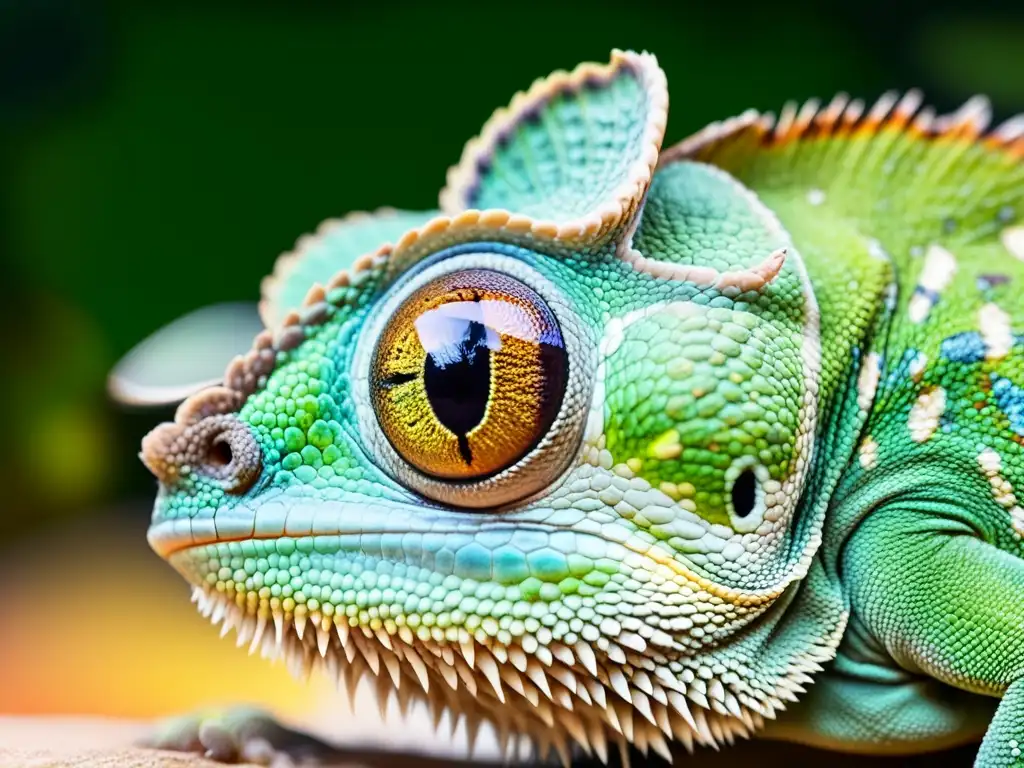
{"left": 108, "top": 301, "right": 262, "bottom": 406}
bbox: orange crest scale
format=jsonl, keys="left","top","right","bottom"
{"left": 370, "top": 269, "right": 568, "bottom": 481}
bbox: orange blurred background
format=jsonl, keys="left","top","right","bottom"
{"left": 0, "top": 519, "right": 323, "bottom": 718}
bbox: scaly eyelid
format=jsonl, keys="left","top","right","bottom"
{"left": 351, "top": 248, "right": 595, "bottom": 510}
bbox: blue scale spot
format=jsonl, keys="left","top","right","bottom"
{"left": 885, "top": 349, "right": 918, "bottom": 388}
{"left": 940, "top": 406, "right": 957, "bottom": 433}
{"left": 941, "top": 332, "right": 1024, "bottom": 364}
{"left": 991, "top": 375, "right": 1024, "bottom": 436}
{"left": 492, "top": 546, "right": 530, "bottom": 583}
{"left": 453, "top": 542, "right": 493, "bottom": 581}
{"left": 941, "top": 332, "right": 987, "bottom": 364}
{"left": 977, "top": 274, "right": 1011, "bottom": 292}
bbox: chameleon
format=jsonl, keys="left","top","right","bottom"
{"left": 120, "top": 50, "right": 1024, "bottom": 766}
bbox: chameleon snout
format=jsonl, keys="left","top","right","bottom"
{"left": 140, "top": 414, "right": 261, "bottom": 494}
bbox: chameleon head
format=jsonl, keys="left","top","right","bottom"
{"left": 140, "top": 50, "right": 829, "bottom": 760}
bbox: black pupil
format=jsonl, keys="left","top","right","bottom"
{"left": 732, "top": 469, "right": 757, "bottom": 518}
{"left": 423, "top": 319, "right": 491, "bottom": 465}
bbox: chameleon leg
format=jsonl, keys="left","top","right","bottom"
{"left": 845, "top": 508, "right": 1024, "bottom": 767}
{"left": 764, "top": 646, "right": 995, "bottom": 753}
{"left": 977, "top": 680, "right": 1024, "bottom": 767}
{"left": 140, "top": 706, "right": 340, "bottom": 766}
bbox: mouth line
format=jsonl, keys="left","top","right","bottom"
{"left": 148, "top": 501, "right": 785, "bottom": 606}
{"left": 151, "top": 518, "right": 561, "bottom": 558}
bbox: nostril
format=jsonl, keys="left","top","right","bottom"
{"left": 208, "top": 436, "right": 234, "bottom": 468}
{"left": 140, "top": 414, "right": 261, "bottom": 494}
{"left": 199, "top": 421, "right": 262, "bottom": 494}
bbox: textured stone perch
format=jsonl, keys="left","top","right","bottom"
{"left": 0, "top": 716, "right": 451, "bottom": 768}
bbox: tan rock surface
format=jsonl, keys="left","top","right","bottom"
{"left": 0, "top": 746, "right": 260, "bottom": 768}
{"left": 0, "top": 717, "right": 354, "bottom": 768}
{"left": 0, "top": 715, "right": 984, "bottom": 767}
{"left": 0, "top": 717, "right": 222, "bottom": 767}
{"left": 0, "top": 716, "right": 479, "bottom": 767}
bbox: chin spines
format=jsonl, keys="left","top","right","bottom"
{"left": 193, "top": 586, "right": 820, "bottom": 765}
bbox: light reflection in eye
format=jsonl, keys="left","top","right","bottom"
{"left": 370, "top": 269, "right": 568, "bottom": 480}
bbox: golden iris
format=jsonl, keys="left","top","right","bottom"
{"left": 370, "top": 269, "right": 568, "bottom": 480}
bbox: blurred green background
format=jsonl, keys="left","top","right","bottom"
{"left": 3, "top": 0, "right": 1023, "bottom": 536}
{"left": 0, "top": 0, "right": 1021, "bottom": 761}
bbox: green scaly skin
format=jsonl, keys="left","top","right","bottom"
{"left": 132, "top": 51, "right": 1024, "bottom": 766}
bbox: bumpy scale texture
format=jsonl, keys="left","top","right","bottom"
{"left": 136, "top": 50, "right": 1024, "bottom": 767}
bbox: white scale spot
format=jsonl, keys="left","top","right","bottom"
{"left": 599, "top": 302, "right": 705, "bottom": 358}
{"left": 585, "top": 361, "right": 607, "bottom": 444}
{"left": 865, "top": 238, "right": 890, "bottom": 261}
{"left": 883, "top": 282, "right": 898, "bottom": 313}
{"left": 979, "top": 303, "right": 1013, "bottom": 361}
{"left": 806, "top": 188, "right": 826, "bottom": 206}
{"left": 858, "top": 437, "right": 878, "bottom": 470}
{"left": 908, "top": 352, "right": 928, "bottom": 383}
{"left": 977, "top": 449, "right": 1024, "bottom": 536}
{"left": 908, "top": 387, "right": 945, "bottom": 443}
{"left": 600, "top": 317, "right": 625, "bottom": 358}
{"left": 1002, "top": 226, "right": 1024, "bottom": 262}
{"left": 908, "top": 244, "right": 957, "bottom": 324}
{"left": 856, "top": 352, "right": 881, "bottom": 412}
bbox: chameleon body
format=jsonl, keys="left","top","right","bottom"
{"left": 133, "top": 51, "right": 1024, "bottom": 765}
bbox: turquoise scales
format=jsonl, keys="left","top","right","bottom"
{"left": 124, "top": 51, "right": 1024, "bottom": 765}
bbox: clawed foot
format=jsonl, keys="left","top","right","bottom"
{"left": 140, "top": 706, "right": 339, "bottom": 766}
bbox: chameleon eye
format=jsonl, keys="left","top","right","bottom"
{"left": 370, "top": 269, "right": 569, "bottom": 481}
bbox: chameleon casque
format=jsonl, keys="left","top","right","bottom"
{"left": 123, "top": 50, "right": 1024, "bottom": 766}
